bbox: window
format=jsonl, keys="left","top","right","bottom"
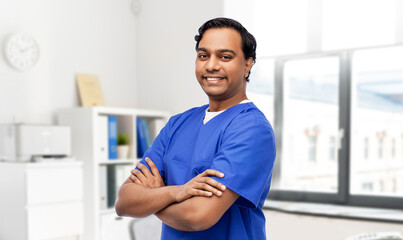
{"left": 363, "top": 137, "right": 369, "bottom": 160}
{"left": 393, "top": 179, "right": 397, "bottom": 193}
{"left": 377, "top": 137, "right": 384, "bottom": 159}
{"left": 391, "top": 138, "right": 396, "bottom": 158}
{"left": 252, "top": 0, "right": 308, "bottom": 56}
{"left": 247, "top": 58, "right": 275, "bottom": 124}
{"left": 362, "top": 182, "right": 374, "bottom": 192}
{"left": 308, "top": 135, "right": 317, "bottom": 162}
{"left": 225, "top": 0, "right": 403, "bottom": 209}
{"left": 351, "top": 46, "right": 403, "bottom": 198}
{"left": 322, "top": 0, "right": 396, "bottom": 50}
{"left": 379, "top": 180, "right": 385, "bottom": 192}
{"left": 268, "top": 46, "right": 403, "bottom": 208}
{"left": 272, "top": 56, "right": 339, "bottom": 193}
{"left": 329, "top": 136, "right": 336, "bottom": 161}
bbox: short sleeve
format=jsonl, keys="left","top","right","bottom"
{"left": 210, "top": 111, "right": 276, "bottom": 209}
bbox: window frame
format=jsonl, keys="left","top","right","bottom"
{"left": 268, "top": 46, "right": 403, "bottom": 210}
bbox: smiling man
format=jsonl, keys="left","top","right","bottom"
{"left": 115, "top": 17, "right": 276, "bottom": 240}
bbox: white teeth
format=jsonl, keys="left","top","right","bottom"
{"left": 206, "top": 77, "right": 222, "bottom": 81}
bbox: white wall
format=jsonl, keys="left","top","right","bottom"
{"left": 0, "top": 0, "right": 138, "bottom": 124}
{"left": 135, "top": 0, "right": 224, "bottom": 115}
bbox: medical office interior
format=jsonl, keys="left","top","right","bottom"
{"left": 1, "top": 0, "right": 403, "bottom": 239}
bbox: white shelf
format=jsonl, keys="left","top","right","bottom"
{"left": 98, "top": 159, "right": 139, "bottom": 166}
{"left": 57, "top": 107, "right": 169, "bottom": 240}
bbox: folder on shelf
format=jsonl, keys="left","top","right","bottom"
{"left": 98, "top": 115, "right": 109, "bottom": 161}
{"left": 106, "top": 165, "right": 132, "bottom": 208}
{"left": 106, "top": 166, "right": 116, "bottom": 208}
{"left": 150, "top": 118, "right": 165, "bottom": 140}
{"left": 136, "top": 117, "right": 149, "bottom": 158}
{"left": 141, "top": 118, "right": 152, "bottom": 148}
{"left": 99, "top": 165, "right": 108, "bottom": 209}
{"left": 108, "top": 116, "right": 118, "bottom": 160}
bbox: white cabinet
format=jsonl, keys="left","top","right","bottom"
{"left": 0, "top": 162, "right": 84, "bottom": 240}
{"left": 57, "top": 107, "right": 169, "bottom": 240}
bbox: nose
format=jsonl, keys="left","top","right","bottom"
{"left": 205, "top": 56, "right": 220, "bottom": 72}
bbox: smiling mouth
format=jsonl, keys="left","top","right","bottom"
{"left": 204, "top": 77, "right": 225, "bottom": 81}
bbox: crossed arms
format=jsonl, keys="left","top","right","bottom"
{"left": 115, "top": 158, "right": 240, "bottom": 231}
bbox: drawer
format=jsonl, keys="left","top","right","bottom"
{"left": 26, "top": 165, "right": 83, "bottom": 205}
{"left": 100, "top": 212, "right": 132, "bottom": 240}
{"left": 27, "top": 202, "right": 83, "bottom": 240}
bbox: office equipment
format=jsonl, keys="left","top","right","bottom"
{"left": 0, "top": 124, "right": 71, "bottom": 162}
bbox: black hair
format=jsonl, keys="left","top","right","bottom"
{"left": 195, "top": 17, "right": 257, "bottom": 82}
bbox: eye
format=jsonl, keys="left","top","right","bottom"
{"left": 221, "top": 55, "right": 232, "bottom": 60}
{"left": 198, "top": 53, "right": 208, "bottom": 59}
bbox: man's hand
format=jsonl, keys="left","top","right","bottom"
{"left": 175, "top": 169, "right": 226, "bottom": 202}
{"left": 130, "top": 158, "right": 226, "bottom": 203}
{"left": 130, "top": 158, "right": 165, "bottom": 188}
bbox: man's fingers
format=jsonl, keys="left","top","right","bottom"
{"left": 195, "top": 182, "right": 223, "bottom": 196}
{"left": 137, "top": 163, "right": 152, "bottom": 178}
{"left": 131, "top": 169, "right": 146, "bottom": 183}
{"left": 202, "top": 169, "right": 224, "bottom": 178}
{"left": 145, "top": 158, "right": 162, "bottom": 177}
{"left": 191, "top": 189, "right": 213, "bottom": 197}
{"left": 129, "top": 174, "right": 141, "bottom": 184}
{"left": 200, "top": 176, "right": 226, "bottom": 191}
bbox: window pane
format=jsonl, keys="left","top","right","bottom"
{"left": 322, "top": 0, "right": 396, "bottom": 50}
{"left": 253, "top": 0, "right": 308, "bottom": 56}
{"left": 351, "top": 46, "right": 403, "bottom": 197}
{"left": 247, "top": 58, "right": 275, "bottom": 124}
{"left": 274, "top": 57, "right": 339, "bottom": 192}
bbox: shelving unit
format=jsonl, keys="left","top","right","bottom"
{"left": 57, "top": 107, "right": 169, "bottom": 240}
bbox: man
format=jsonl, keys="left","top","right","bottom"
{"left": 115, "top": 17, "right": 276, "bottom": 239}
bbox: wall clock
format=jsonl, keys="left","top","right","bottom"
{"left": 5, "top": 33, "right": 40, "bottom": 71}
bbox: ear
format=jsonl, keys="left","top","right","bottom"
{"left": 244, "top": 57, "right": 254, "bottom": 78}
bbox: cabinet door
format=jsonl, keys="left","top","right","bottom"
{"left": 27, "top": 202, "right": 83, "bottom": 240}
{"left": 26, "top": 165, "right": 82, "bottom": 205}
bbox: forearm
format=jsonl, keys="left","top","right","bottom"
{"left": 156, "top": 196, "right": 216, "bottom": 232}
{"left": 155, "top": 187, "right": 239, "bottom": 231}
{"left": 115, "top": 180, "right": 180, "bottom": 218}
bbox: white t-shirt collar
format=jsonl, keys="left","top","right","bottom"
{"left": 203, "top": 99, "right": 251, "bottom": 124}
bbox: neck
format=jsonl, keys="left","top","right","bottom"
{"left": 208, "top": 94, "right": 248, "bottom": 112}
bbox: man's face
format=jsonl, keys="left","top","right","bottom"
{"left": 195, "top": 28, "right": 253, "bottom": 104}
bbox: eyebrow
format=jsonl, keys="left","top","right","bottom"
{"left": 197, "top": 47, "right": 237, "bottom": 56}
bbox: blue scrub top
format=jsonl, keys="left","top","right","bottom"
{"left": 139, "top": 102, "right": 276, "bottom": 240}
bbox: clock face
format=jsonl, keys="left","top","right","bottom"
{"left": 5, "top": 33, "right": 40, "bottom": 71}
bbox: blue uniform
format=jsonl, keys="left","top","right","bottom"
{"left": 139, "top": 102, "right": 276, "bottom": 240}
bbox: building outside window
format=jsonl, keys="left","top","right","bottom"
{"left": 362, "top": 182, "right": 374, "bottom": 192}
{"left": 363, "top": 137, "right": 369, "bottom": 160}
{"left": 391, "top": 138, "right": 396, "bottom": 158}
{"left": 329, "top": 136, "right": 336, "bottom": 161}
{"left": 350, "top": 46, "right": 403, "bottom": 198}
{"left": 308, "top": 135, "right": 317, "bottom": 162}
{"left": 378, "top": 137, "right": 384, "bottom": 159}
